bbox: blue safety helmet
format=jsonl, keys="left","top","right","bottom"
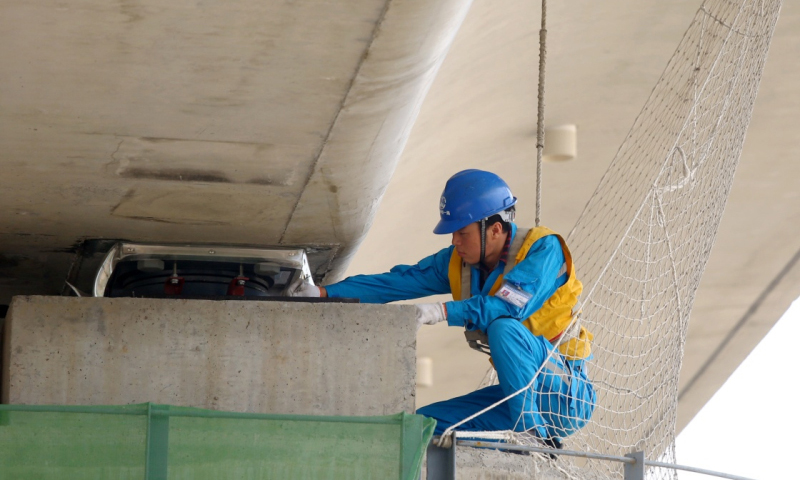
{"left": 433, "top": 169, "right": 517, "bottom": 234}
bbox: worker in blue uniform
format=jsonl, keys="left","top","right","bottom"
{"left": 290, "top": 169, "right": 595, "bottom": 449}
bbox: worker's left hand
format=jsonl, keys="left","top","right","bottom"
{"left": 415, "top": 302, "right": 447, "bottom": 328}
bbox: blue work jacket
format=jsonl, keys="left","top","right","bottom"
{"left": 325, "top": 224, "right": 568, "bottom": 333}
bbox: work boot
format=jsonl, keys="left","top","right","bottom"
{"left": 526, "top": 429, "right": 563, "bottom": 460}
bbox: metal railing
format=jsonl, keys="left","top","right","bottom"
{"left": 425, "top": 437, "right": 756, "bottom": 480}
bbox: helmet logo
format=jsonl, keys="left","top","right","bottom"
{"left": 439, "top": 196, "right": 450, "bottom": 216}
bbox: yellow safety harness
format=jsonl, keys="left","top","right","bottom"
{"left": 448, "top": 226, "right": 592, "bottom": 360}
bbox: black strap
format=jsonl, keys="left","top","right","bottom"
{"left": 464, "top": 330, "right": 491, "bottom": 355}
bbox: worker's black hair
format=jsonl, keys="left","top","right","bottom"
{"left": 484, "top": 206, "right": 515, "bottom": 233}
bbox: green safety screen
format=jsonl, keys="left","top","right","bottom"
{"left": 0, "top": 403, "right": 435, "bottom": 480}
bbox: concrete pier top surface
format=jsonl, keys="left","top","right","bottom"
{"left": 2, "top": 296, "right": 417, "bottom": 416}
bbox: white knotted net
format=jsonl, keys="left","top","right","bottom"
{"left": 444, "top": 1, "right": 782, "bottom": 478}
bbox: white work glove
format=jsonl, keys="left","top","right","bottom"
{"left": 288, "top": 281, "right": 321, "bottom": 298}
{"left": 415, "top": 302, "right": 447, "bottom": 328}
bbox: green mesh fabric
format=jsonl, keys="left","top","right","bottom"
{"left": 0, "top": 404, "right": 435, "bottom": 480}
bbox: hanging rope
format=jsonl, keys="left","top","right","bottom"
{"left": 438, "top": 3, "right": 552, "bottom": 442}
{"left": 535, "top": 0, "right": 547, "bottom": 227}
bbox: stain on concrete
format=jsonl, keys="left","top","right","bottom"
{"left": 110, "top": 189, "right": 137, "bottom": 213}
{"left": 247, "top": 177, "right": 285, "bottom": 186}
{"left": 119, "top": 0, "right": 144, "bottom": 23}
{"left": 120, "top": 168, "right": 231, "bottom": 184}
{"left": 136, "top": 137, "right": 272, "bottom": 148}
{"left": 103, "top": 136, "right": 299, "bottom": 188}
{"left": 109, "top": 185, "right": 291, "bottom": 227}
{"left": 0, "top": 255, "right": 26, "bottom": 269}
{"left": 117, "top": 215, "right": 228, "bottom": 226}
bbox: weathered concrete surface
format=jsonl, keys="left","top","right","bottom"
{"left": 1, "top": 296, "right": 416, "bottom": 416}
{"left": 0, "top": 0, "right": 475, "bottom": 298}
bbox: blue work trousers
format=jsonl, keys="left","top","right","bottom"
{"left": 418, "top": 318, "right": 595, "bottom": 440}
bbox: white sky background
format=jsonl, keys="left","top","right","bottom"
{"left": 675, "top": 298, "right": 800, "bottom": 480}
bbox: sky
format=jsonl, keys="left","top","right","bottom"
{"left": 675, "top": 298, "right": 800, "bottom": 480}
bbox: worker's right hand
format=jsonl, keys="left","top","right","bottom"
{"left": 288, "top": 281, "right": 321, "bottom": 298}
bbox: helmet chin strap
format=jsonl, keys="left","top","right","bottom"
{"left": 479, "top": 218, "right": 487, "bottom": 267}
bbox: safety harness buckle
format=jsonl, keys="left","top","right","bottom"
{"left": 464, "top": 330, "right": 491, "bottom": 355}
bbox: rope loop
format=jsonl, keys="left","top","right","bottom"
{"left": 535, "top": 0, "right": 547, "bottom": 227}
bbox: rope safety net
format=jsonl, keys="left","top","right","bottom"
{"left": 444, "top": 1, "right": 782, "bottom": 478}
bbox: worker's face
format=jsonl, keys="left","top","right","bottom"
{"left": 451, "top": 222, "right": 498, "bottom": 265}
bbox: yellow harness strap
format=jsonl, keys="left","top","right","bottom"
{"left": 448, "top": 226, "right": 593, "bottom": 360}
